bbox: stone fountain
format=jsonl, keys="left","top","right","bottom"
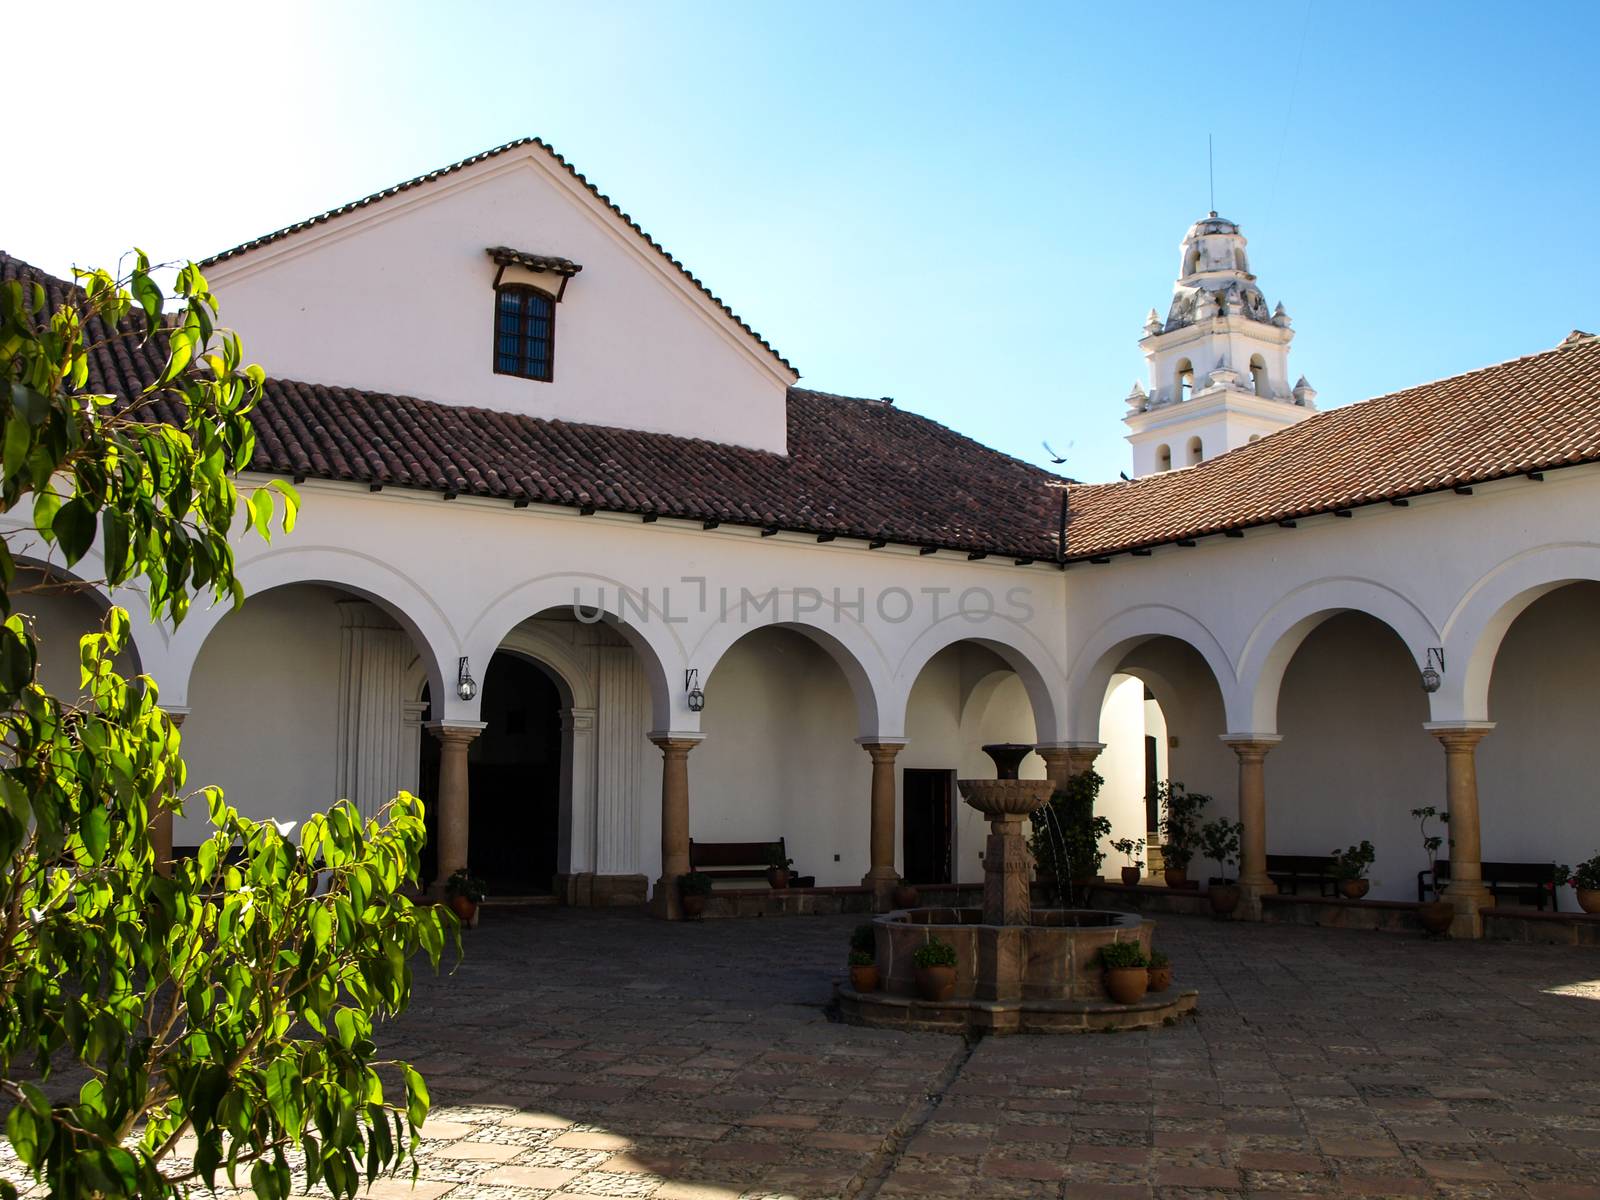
{"left": 838, "top": 743, "right": 1198, "bottom": 1034}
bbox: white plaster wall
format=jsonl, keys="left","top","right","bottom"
{"left": 1267, "top": 612, "right": 1438, "bottom": 900}
{"left": 1478, "top": 583, "right": 1599, "bottom": 911}
{"left": 204, "top": 149, "right": 794, "bottom": 452}
{"left": 178, "top": 586, "right": 346, "bottom": 843}
{"left": 1096, "top": 674, "right": 1154, "bottom": 871}
{"left": 694, "top": 628, "right": 867, "bottom": 886}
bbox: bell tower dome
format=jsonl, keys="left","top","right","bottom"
{"left": 1123, "top": 214, "right": 1316, "bottom": 476}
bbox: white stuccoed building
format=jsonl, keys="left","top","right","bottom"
{"left": 5, "top": 137, "right": 1597, "bottom": 938}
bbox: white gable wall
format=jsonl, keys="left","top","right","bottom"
{"left": 205, "top": 149, "right": 795, "bottom": 453}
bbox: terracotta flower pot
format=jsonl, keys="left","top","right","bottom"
{"left": 1163, "top": 866, "right": 1189, "bottom": 889}
{"left": 1121, "top": 866, "right": 1142, "bottom": 886}
{"left": 1577, "top": 888, "right": 1600, "bottom": 915}
{"left": 892, "top": 884, "right": 919, "bottom": 909}
{"left": 1417, "top": 899, "right": 1454, "bottom": 935}
{"left": 1104, "top": 966, "right": 1149, "bottom": 1005}
{"left": 849, "top": 964, "right": 880, "bottom": 993}
{"left": 448, "top": 894, "right": 478, "bottom": 926}
{"left": 1146, "top": 964, "right": 1172, "bottom": 993}
{"left": 915, "top": 965, "right": 956, "bottom": 1002}
{"left": 1338, "top": 878, "right": 1371, "bottom": 901}
{"left": 680, "top": 893, "right": 707, "bottom": 919}
{"left": 768, "top": 868, "right": 791, "bottom": 890}
{"left": 1208, "top": 882, "right": 1241, "bottom": 917}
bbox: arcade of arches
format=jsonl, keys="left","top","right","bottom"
{"left": 19, "top": 567, "right": 1598, "bottom": 939}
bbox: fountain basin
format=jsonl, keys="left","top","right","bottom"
{"left": 877, "top": 907, "right": 1146, "bottom": 1002}
{"left": 836, "top": 906, "right": 1200, "bottom": 1035}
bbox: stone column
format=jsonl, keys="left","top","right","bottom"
{"left": 1221, "top": 735, "right": 1282, "bottom": 918}
{"left": 1425, "top": 722, "right": 1495, "bottom": 938}
{"left": 649, "top": 735, "right": 701, "bottom": 920}
{"left": 1035, "top": 747, "right": 1072, "bottom": 790}
{"left": 1064, "top": 742, "right": 1105, "bottom": 780}
{"left": 857, "top": 739, "right": 907, "bottom": 909}
{"left": 152, "top": 708, "right": 188, "bottom": 877}
{"left": 427, "top": 722, "right": 484, "bottom": 892}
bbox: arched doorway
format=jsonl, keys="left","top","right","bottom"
{"left": 420, "top": 651, "right": 564, "bottom": 895}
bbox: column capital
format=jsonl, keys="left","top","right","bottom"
{"left": 856, "top": 738, "right": 908, "bottom": 761}
{"left": 426, "top": 720, "right": 486, "bottom": 746}
{"left": 1220, "top": 733, "right": 1282, "bottom": 758}
{"left": 561, "top": 706, "right": 597, "bottom": 733}
{"left": 165, "top": 705, "right": 191, "bottom": 728}
{"left": 1423, "top": 721, "right": 1494, "bottom": 749}
{"left": 1037, "top": 741, "right": 1105, "bottom": 754}
{"left": 648, "top": 732, "right": 704, "bottom": 754}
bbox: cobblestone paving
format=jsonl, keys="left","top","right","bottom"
{"left": 370, "top": 908, "right": 1600, "bottom": 1200}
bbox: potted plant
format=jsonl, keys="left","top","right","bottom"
{"left": 1099, "top": 941, "right": 1150, "bottom": 1004}
{"left": 1146, "top": 949, "right": 1172, "bottom": 993}
{"left": 1112, "top": 836, "right": 1145, "bottom": 886}
{"left": 1411, "top": 806, "right": 1454, "bottom": 934}
{"left": 892, "top": 878, "right": 919, "bottom": 909}
{"left": 1332, "top": 840, "right": 1376, "bottom": 900}
{"left": 678, "top": 871, "right": 713, "bottom": 918}
{"left": 1570, "top": 853, "right": 1600, "bottom": 914}
{"left": 766, "top": 845, "right": 793, "bottom": 889}
{"left": 445, "top": 868, "right": 486, "bottom": 927}
{"left": 1199, "top": 817, "right": 1243, "bottom": 916}
{"left": 912, "top": 938, "right": 957, "bottom": 1001}
{"left": 1029, "top": 768, "right": 1111, "bottom": 902}
{"left": 848, "top": 924, "right": 879, "bottom": 992}
{"left": 1156, "top": 781, "right": 1209, "bottom": 888}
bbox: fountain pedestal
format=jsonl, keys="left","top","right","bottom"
{"left": 959, "top": 774, "right": 1055, "bottom": 1000}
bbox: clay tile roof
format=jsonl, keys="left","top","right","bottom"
{"left": 195, "top": 137, "right": 795, "bottom": 375}
{"left": 0, "top": 251, "right": 1066, "bottom": 561}
{"left": 487, "top": 246, "right": 582, "bottom": 277}
{"left": 1064, "top": 333, "right": 1600, "bottom": 558}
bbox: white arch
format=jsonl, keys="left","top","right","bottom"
{"left": 491, "top": 623, "right": 598, "bottom": 711}
{"left": 8, "top": 549, "right": 174, "bottom": 686}
{"left": 696, "top": 617, "right": 889, "bottom": 739}
{"left": 892, "top": 616, "right": 1069, "bottom": 743}
{"left": 1066, "top": 604, "right": 1240, "bottom": 741}
{"left": 1236, "top": 577, "right": 1441, "bottom": 732}
{"left": 464, "top": 572, "right": 682, "bottom": 731}
{"left": 1440, "top": 542, "right": 1600, "bottom": 722}
{"left": 163, "top": 544, "right": 458, "bottom": 711}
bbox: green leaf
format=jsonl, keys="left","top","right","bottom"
{"left": 400, "top": 1064, "right": 430, "bottom": 1129}
{"left": 53, "top": 497, "right": 97, "bottom": 565}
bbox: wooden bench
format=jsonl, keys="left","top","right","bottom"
{"left": 1266, "top": 853, "right": 1339, "bottom": 898}
{"left": 688, "top": 838, "right": 814, "bottom": 889}
{"left": 1418, "top": 860, "right": 1563, "bottom": 911}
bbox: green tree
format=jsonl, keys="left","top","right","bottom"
{"left": 0, "top": 256, "right": 451, "bottom": 1198}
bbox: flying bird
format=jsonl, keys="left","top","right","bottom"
{"left": 1042, "top": 440, "right": 1072, "bottom": 465}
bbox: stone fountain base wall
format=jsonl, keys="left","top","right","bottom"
{"left": 875, "top": 908, "right": 1148, "bottom": 1002}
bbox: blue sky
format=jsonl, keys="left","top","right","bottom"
{"left": 8, "top": 1, "right": 1598, "bottom": 482}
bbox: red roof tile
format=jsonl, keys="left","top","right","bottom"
{"left": 0, "top": 252, "right": 1066, "bottom": 561}
{"left": 1064, "top": 334, "right": 1600, "bottom": 557}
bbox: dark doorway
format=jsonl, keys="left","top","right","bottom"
{"left": 902, "top": 768, "right": 954, "bottom": 885}
{"left": 1144, "top": 733, "right": 1160, "bottom": 832}
{"left": 417, "top": 653, "right": 564, "bottom": 895}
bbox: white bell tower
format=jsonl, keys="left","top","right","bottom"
{"left": 1123, "top": 213, "right": 1316, "bottom": 476}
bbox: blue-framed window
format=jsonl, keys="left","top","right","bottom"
{"left": 494, "top": 284, "right": 555, "bottom": 381}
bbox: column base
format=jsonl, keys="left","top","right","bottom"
{"left": 649, "top": 876, "right": 682, "bottom": 920}
{"left": 1448, "top": 884, "right": 1491, "bottom": 939}
{"left": 862, "top": 868, "right": 899, "bottom": 912}
{"left": 1236, "top": 879, "right": 1278, "bottom": 921}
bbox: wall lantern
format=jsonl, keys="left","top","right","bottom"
{"left": 1420, "top": 647, "right": 1445, "bottom": 694}
{"left": 456, "top": 656, "right": 478, "bottom": 702}
{"left": 685, "top": 668, "right": 705, "bottom": 713}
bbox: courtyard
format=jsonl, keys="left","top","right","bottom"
{"left": 377, "top": 910, "right": 1600, "bottom": 1200}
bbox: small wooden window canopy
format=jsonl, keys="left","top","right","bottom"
{"left": 487, "top": 246, "right": 583, "bottom": 300}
